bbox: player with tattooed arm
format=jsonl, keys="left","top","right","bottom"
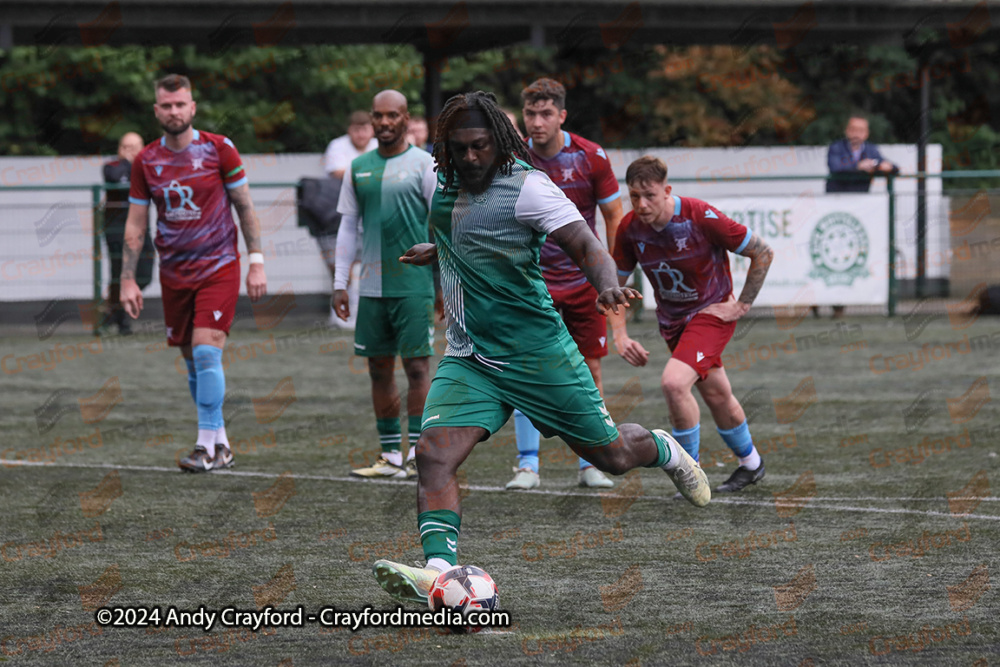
{"left": 120, "top": 74, "right": 268, "bottom": 472}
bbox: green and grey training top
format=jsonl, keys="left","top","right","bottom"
{"left": 429, "top": 159, "right": 585, "bottom": 360}
{"left": 335, "top": 146, "right": 436, "bottom": 298}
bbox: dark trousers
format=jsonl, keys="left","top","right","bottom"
{"left": 104, "top": 214, "right": 155, "bottom": 318}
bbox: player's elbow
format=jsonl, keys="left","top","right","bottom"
{"left": 748, "top": 242, "right": 775, "bottom": 266}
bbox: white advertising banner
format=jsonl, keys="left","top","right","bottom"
{"left": 714, "top": 194, "right": 890, "bottom": 307}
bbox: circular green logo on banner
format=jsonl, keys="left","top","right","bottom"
{"left": 808, "top": 212, "right": 869, "bottom": 286}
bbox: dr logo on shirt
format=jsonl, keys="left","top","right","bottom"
{"left": 164, "top": 180, "right": 202, "bottom": 221}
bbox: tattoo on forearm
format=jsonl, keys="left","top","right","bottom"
{"left": 738, "top": 236, "right": 774, "bottom": 306}
{"left": 580, "top": 239, "right": 618, "bottom": 294}
{"left": 230, "top": 185, "right": 262, "bottom": 253}
{"left": 120, "top": 233, "right": 143, "bottom": 281}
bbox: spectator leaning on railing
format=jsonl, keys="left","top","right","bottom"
{"left": 826, "top": 112, "right": 898, "bottom": 194}
{"left": 821, "top": 112, "right": 899, "bottom": 318}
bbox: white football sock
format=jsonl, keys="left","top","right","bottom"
{"left": 196, "top": 430, "right": 216, "bottom": 458}
{"left": 739, "top": 447, "right": 762, "bottom": 471}
{"left": 426, "top": 558, "right": 451, "bottom": 573}
{"left": 660, "top": 435, "right": 683, "bottom": 471}
{"left": 216, "top": 424, "right": 230, "bottom": 448}
{"left": 406, "top": 447, "right": 416, "bottom": 462}
{"left": 383, "top": 450, "right": 403, "bottom": 466}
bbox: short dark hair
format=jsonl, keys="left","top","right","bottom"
{"left": 348, "top": 110, "right": 371, "bottom": 128}
{"left": 626, "top": 156, "right": 668, "bottom": 186}
{"left": 521, "top": 78, "right": 566, "bottom": 110}
{"left": 155, "top": 74, "right": 191, "bottom": 94}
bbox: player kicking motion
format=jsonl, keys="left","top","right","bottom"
{"left": 611, "top": 156, "right": 773, "bottom": 493}
{"left": 333, "top": 90, "right": 437, "bottom": 480}
{"left": 370, "top": 91, "right": 710, "bottom": 606}
{"left": 504, "top": 78, "right": 623, "bottom": 491}
{"left": 120, "top": 74, "right": 267, "bottom": 472}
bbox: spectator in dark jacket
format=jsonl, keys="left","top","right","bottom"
{"left": 818, "top": 114, "right": 899, "bottom": 318}
{"left": 102, "top": 132, "right": 154, "bottom": 334}
{"left": 826, "top": 114, "right": 898, "bottom": 193}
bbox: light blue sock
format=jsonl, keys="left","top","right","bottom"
{"left": 673, "top": 424, "right": 701, "bottom": 463}
{"left": 513, "top": 409, "right": 540, "bottom": 473}
{"left": 184, "top": 358, "right": 197, "bottom": 403}
{"left": 718, "top": 420, "right": 754, "bottom": 458}
{"left": 192, "top": 345, "right": 225, "bottom": 431}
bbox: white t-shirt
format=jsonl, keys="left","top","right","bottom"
{"left": 324, "top": 135, "right": 378, "bottom": 175}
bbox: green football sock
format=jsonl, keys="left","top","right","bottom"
{"left": 645, "top": 430, "right": 672, "bottom": 468}
{"left": 408, "top": 415, "right": 422, "bottom": 449}
{"left": 419, "top": 509, "right": 461, "bottom": 567}
{"left": 376, "top": 417, "right": 401, "bottom": 454}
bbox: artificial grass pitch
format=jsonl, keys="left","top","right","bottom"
{"left": 0, "top": 314, "right": 997, "bottom": 665}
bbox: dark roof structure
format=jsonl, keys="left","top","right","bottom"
{"left": 2, "top": 1, "right": 997, "bottom": 56}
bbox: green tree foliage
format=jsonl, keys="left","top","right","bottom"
{"left": 0, "top": 44, "right": 438, "bottom": 156}
{"left": 647, "top": 45, "right": 815, "bottom": 148}
{"left": 0, "top": 39, "right": 996, "bottom": 183}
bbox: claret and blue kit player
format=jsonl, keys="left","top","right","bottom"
{"left": 119, "top": 74, "right": 268, "bottom": 473}
{"left": 611, "top": 155, "right": 774, "bottom": 495}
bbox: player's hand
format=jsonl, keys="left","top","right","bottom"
{"left": 596, "top": 286, "right": 642, "bottom": 315}
{"left": 700, "top": 294, "right": 749, "bottom": 322}
{"left": 877, "top": 160, "right": 895, "bottom": 172}
{"left": 332, "top": 289, "right": 350, "bottom": 321}
{"left": 246, "top": 264, "right": 267, "bottom": 303}
{"left": 400, "top": 243, "right": 437, "bottom": 266}
{"left": 614, "top": 335, "right": 649, "bottom": 367}
{"left": 120, "top": 279, "right": 143, "bottom": 319}
{"left": 857, "top": 158, "right": 877, "bottom": 173}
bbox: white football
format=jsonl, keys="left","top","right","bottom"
{"left": 428, "top": 565, "right": 499, "bottom": 633}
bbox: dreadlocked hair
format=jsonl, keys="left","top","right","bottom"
{"left": 433, "top": 90, "right": 531, "bottom": 192}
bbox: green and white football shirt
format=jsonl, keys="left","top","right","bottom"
{"left": 430, "top": 160, "right": 585, "bottom": 359}
{"left": 337, "top": 146, "right": 436, "bottom": 298}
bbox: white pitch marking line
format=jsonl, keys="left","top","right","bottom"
{"left": 3, "top": 460, "right": 998, "bottom": 521}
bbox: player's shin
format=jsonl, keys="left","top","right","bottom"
{"left": 184, "top": 358, "right": 197, "bottom": 404}
{"left": 673, "top": 424, "right": 701, "bottom": 462}
{"left": 513, "top": 410, "right": 540, "bottom": 472}
{"left": 192, "top": 345, "right": 225, "bottom": 458}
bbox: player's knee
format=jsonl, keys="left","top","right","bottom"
{"left": 699, "top": 384, "right": 729, "bottom": 409}
{"left": 414, "top": 438, "right": 438, "bottom": 471}
{"left": 367, "top": 357, "right": 395, "bottom": 383}
{"left": 661, "top": 375, "right": 690, "bottom": 401}
{"left": 403, "top": 359, "right": 430, "bottom": 384}
{"left": 414, "top": 431, "right": 453, "bottom": 472}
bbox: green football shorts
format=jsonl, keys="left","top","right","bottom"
{"left": 420, "top": 332, "right": 620, "bottom": 448}
{"left": 354, "top": 296, "right": 434, "bottom": 358}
